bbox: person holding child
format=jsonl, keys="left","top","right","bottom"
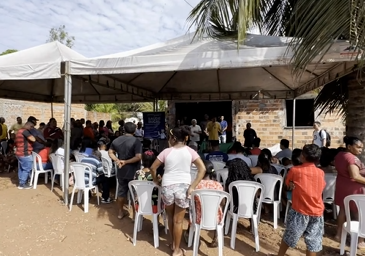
{"left": 269, "top": 144, "right": 326, "bottom": 256}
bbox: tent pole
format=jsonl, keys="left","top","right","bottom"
{"left": 292, "top": 98, "right": 296, "bottom": 150}
{"left": 63, "top": 61, "right": 72, "bottom": 207}
{"left": 51, "top": 102, "right": 54, "bottom": 118}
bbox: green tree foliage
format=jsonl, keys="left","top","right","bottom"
{"left": 46, "top": 25, "right": 75, "bottom": 48}
{"left": 0, "top": 49, "right": 17, "bottom": 56}
{"left": 85, "top": 101, "right": 167, "bottom": 122}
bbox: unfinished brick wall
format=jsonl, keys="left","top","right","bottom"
{"left": 0, "top": 99, "right": 111, "bottom": 128}
{"left": 167, "top": 99, "right": 345, "bottom": 148}
{"left": 233, "top": 99, "right": 345, "bottom": 148}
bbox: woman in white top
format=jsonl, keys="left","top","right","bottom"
{"left": 150, "top": 126, "right": 206, "bottom": 256}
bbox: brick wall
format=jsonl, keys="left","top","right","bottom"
{"left": 0, "top": 99, "right": 111, "bottom": 127}
{"left": 233, "top": 99, "right": 345, "bottom": 148}
{"left": 168, "top": 99, "right": 345, "bottom": 148}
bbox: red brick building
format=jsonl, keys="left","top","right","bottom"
{"left": 0, "top": 99, "right": 111, "bottom": 127}
{"left": 167, "top": 97, "right": 345, "bottom": 149}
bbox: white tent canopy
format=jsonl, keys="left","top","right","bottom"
{"left": 0, "top": 42, "right": 150, "bottom": 103}
{"left": 69, "top": 33, "right": 357, "bottom": 101}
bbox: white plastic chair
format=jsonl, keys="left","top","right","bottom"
{"left": 128, "top": 180, "right": 167, "bottom": 248}
{"left": 284, "top": 199, "right": 292, "bottom": 224}
{"left": 188, "top": 190, "right": 231, "bottom": 256}
{"left": 340, "top": 195, "right": 365, "bottom": 256}
{"left": 190, "top": 166, "right": 198, "bottom": 182}
{"left": 1, "top": 141, "right": 11, "bottom": 172}
{"left": 254, "top": 173, "right": 283, "bottom": 229}
{"left": 30, "top": 151, "right": 53, "bottom": 189}
{"left": 49, "top": 153, "right": 65, "bottom": 192}
{"left": 73, "top": 150, "right": 86, "bottom": 163}
{"left": 248, "top": 155, "right": 258, "bottom": 167}
{"left": 225, "top": 181, "right": 264, "bottom": 252}
{"left": 101, "top": 156, "right": 117, "bottom": 197}
{"left": 69, "top": 162, "right": 100, "bottom": 213}
{"left": 323, "top": 173, "right": 338, "bottom": 219}
{"left": 216, "top": 168, "right": 228, "bottom": 187}
{"left": 211, "top": 161, "right": 226, "bottom": 171}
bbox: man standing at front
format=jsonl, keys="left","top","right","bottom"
{"left": 109, "top": 122, "right": 142, "bottom": 219}
{"left": 207, "top": 116, "right": 221, "bottom": 145}
{"left": 219, "top": 116, "right": 228, "bottom": 144}
{"left": 15, "top": 121, "right": 36, "bottom": 189}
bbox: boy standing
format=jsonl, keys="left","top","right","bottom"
{"left": 270, "top": 144, "right": 326, "bottom": 256}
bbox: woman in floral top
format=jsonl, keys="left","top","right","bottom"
{"left": 185, "top": 160, "right": 224, "bottom": 247}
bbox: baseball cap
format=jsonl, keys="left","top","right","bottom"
{"left": 27, "top": 116, "right": 39, "bottom": 124}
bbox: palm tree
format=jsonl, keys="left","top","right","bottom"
{"left": 189, "top": 0, "right": 365, "bottom": 159}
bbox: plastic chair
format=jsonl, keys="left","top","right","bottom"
{"left": 69, "top": 162, "right": 100, "bottom": 213}
{"left": 190, "top": 167, "right": 197, "bottom": 182}
{"left": 323, "top": 173, "right": 338, "bottom": 219}
{"left": 254, "top": 173, "right": 283, "bottom": 229}
{"left": 73, "top": 150, "right": 86, "bottom": 163}
{"left": 30, "top": 151, "right": 53, "bottom": 189}
{"left": 211, "top": 161, "right": 226, "bottom": 171}
{"left": 188, "top": 190, "right": 231, "bottom": 256}
{"left": 1, "top": 140, "right": 11, "bottom": 172}
{"left": 216, "top": 168, "right": 228, "bottom": 187}
{"left": 101, "top": 156, "right": 117, "bottom": 197}
{"left": 128, "top": 180, "right": 167, "bottom": 248}
{"left": 225, "top": 181, "right": 264, "bottom": 251}
{"left": 340, "top": 195, "right": 365, "bottom": 256}
{"left": 49, "top": 153, "right": 65, "bottom": 192}
{"left": 284, "top": 199, "right": 292, "bottom": 224}
{"left": 248, "top": 155, "right": 258, "bottom": 167}
{"left": 1, "top": 140, "right": 7, "bottom": 155}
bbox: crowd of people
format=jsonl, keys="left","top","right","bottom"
{"left": 1, "top": 113, "right": 364, "bottom": 256}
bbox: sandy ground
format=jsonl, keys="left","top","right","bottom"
{"left": 0, "top": 172, "right": 363, "bottom": 256}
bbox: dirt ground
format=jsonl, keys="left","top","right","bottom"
{"left": 0, "top": 172, "right": 363, "bottom": 256}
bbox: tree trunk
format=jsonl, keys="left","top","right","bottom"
{"left": 346, "top": 71, "right": 365, "bottom": 162}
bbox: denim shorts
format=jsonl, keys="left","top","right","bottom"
{"left": 161, "top": 183, "right": 190, "bottom": 209}
{"left": 284, "top": 209, "right": 324, "bottom": 252}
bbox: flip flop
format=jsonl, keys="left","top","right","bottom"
{"left": 358, "top": 241, "right": 365, "bottom": 250}
{"left": 172, "top": 248, "right": 186, "bottom": 256}
{"left": 117, "top": 211, "right": 130, "bottom": 220}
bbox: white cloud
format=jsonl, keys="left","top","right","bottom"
{"left": 0, "top": 0, "right": 200, "bottom": 57}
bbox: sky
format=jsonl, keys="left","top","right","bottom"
{"left": 0, "top": 0, "right": 200, "bottom": 57}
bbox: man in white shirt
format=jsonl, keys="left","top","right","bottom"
{"left": 190, "top": 119, "right": 202, "bottom": 143}
{"left": 312, "top": 121, "right": 327, "bottom": 147}
{"left": 134, "top": 122, "right": 144, "bottom": 141}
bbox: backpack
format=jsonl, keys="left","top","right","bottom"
{"left": 319, "top": 130, "right": 331, "bottom": 147}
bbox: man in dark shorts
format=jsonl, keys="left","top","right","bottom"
{"left": 108, "top": 122, "right": 142, "bottom": 219}
{"left": 269, "top": 144, "right": 326, "bottom": 256}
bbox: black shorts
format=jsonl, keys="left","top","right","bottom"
{"left": 117, "top": 178, "right": 133, "bottom": 198}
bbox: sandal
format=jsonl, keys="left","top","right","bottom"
{"left": 208, "top": 239, "right": 218, "bottom": 248}
{"left": 117, "top": 211, "right": 130, "bottom": 220}
{"left": 358, "top": 241, "right": 365, "bottom": 250}
{"left": 172, "top": 248, "right": 186, "bottom": 256}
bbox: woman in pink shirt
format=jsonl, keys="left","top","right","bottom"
{"left": 151, "top": 126, "right": 206, "bottom": 256}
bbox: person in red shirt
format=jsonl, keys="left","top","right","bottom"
{"left": 15, "top": 122, "right": 36, "bottom": 189}
{"left": 250, "top": 138, "right": 262, "bottom": 155}
{"left": 43, "top": 118, "right": 63, "bottom": 141}
{"left": 269, "top": 144, "right": 326, "bottom": 256}
{"left": 83, "top": 120, "right": 95, "bottom": 141}
{"left": 37, "top": 140, "right": 53, "bottom": 170}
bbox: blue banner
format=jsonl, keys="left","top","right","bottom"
{"left": 142, "top": 112, "right": 166, "bottom": 139}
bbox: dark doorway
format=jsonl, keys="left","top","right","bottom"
{"left": 175, "top": 101, "right": 233, "bottom": 142}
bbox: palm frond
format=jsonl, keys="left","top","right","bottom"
{"left": 187, "top": 0, "right": 263, "bottom": 43}
{"left": 287, "top": 0, "right": 355, "bottom": 78}
{"left": 313, "top": 76, "right": 349, "bottom": 119}
{"left": 262, "top": 0, "right": 298, "bottom": 36}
